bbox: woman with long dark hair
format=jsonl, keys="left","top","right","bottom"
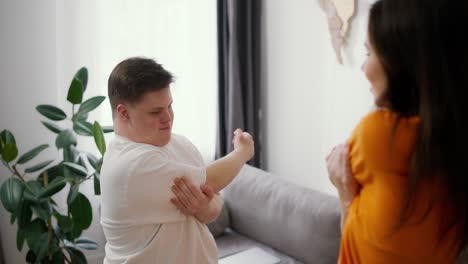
{"left": 327, "top": 0, "right": 468, "bottom": 262}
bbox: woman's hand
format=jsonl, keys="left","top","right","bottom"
{"left": 327, "top": 142, "right": 359, "bottom": 205}
{"left": 326, "top": 142, "right": 359, "bottom": 230}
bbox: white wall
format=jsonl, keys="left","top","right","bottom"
{"left": 0, "top": 1, "right": 106, "bottom": 263}
{"left": 262, "top": 0, "right": 374, "bottom": 195}
{"left": 1, "top": 1, "right": 58, "bottom": 263}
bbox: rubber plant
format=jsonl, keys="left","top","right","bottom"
{"left": 0, "top": 67, "right": 111, "bottom": 264}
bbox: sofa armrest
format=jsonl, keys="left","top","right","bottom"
{"left": 223, "top": 165, "right": 341, "bottom": 264}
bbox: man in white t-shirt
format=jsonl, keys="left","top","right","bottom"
{"left": 100, "top": 57, "right": 254, "bottom": 264}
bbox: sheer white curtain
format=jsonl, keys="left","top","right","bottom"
{"left": 95, "top": 0, "right": 218, "bottom": 162}
{"left": 57, "top": 0, "right": 218, "bottom": 162}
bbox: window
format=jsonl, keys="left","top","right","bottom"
{"left": 60, "top": 0, "right": 218, "bottom": 161}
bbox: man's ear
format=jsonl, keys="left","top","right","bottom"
{"left": 116, "top": 104, "right": 130, "bottom": 120}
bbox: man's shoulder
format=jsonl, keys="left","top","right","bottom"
{"left": 168, "top": 134, "right": 203, "bottom": 164}
{"left": 169, "top": 134, "right": 198, "bottom": 150}
{"left": 107, "top": 135, "right": 167, "bottom": 162}
{"left": 170, "top": 133, "right": 191, "bottom": 144}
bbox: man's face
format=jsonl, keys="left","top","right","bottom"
{"left": 122, "top": 87, "right": 174, "bottom": 147}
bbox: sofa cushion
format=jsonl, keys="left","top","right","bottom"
{"left": 223, "top": 165, "right": 341, "bottom": 264}
{"left": 216, "top": 229, "right": 301, "bottom": 263}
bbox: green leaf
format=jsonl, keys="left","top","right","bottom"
{"left": 68, "top": 224, "right": 83, "bottom": 241}
{"left": 0, "top": 177, "right": 24, "bottom": 213}
{"left": 102, "top": 126, "right": 114, "bottom": 133}
{"left": 41, "top": 121, "right": 64, "bottom": 134}
{"left": 38, "top": 176, "right": 66, "bottom": 198}
{"left": 38, "top": 233, "right": 51, "bottom": 261}
{"left": 10, "top": 211, "right": 16, "bottom": 224}
{"left": 51, "top": 250, "right": 65, "bottom": 264}
{"left": 56, "top": 213, "right": 73, "bottom": 233}
{"left": 24, "top": 159, "right": 54, "bottom": 173}
{"left": 17, "top": 228, "right": 25, "bottom": 251}
{"left": 75, "top": 237, "right": 98, "bottom": 250}
{"left": 43, "top": 164, "right": 65, "bottom": 183}
{"left": 46, "top": 164, "right": 65, "bottom": 178}
{"left": 17, "top": 144, "right": 49, "bottom": 164}
{"left": 36, "top": 105, "right": 67, "bottom": 121}
{"left": 66, "top": 247, "right": 87, "bottom": 264}
{"left": 2, "top": 143, "right": 18, "bottom": 162}
{"left": 86, "top": 153, "right": 98, "bottom": 169}
{"left": 96, "top": 158, "right": 103, "bottom": 172}
{"left": 78, "top": 155, "right": 88, "bottom": 169}
{"left": 17, "top": 200, "right": 33, "bottom": 228}
{"left": 74, "top": 67, "right": 88, "bottom": 92}
{"left": 26, "top": 250, "right": 37, "bottom": 263}
{"left": 31, "top": 201, "right": 52, "bottom": 220}
{"left": 25, "top": 218, "right": 47, "bottom": 245}
{"left": 63, "top": 162, "right": 87, "bottom": 177}
{"left": 78, "top": 96, "right": 105, "bottom": 114}
{"left": 38, "top": 171, "right": 63, "bottom": 194}
{"left": 72, "top": 111, "right": 88, "bottom": 122}
{"left": 73, "top": 120, "right": 93, "bottom": 136}
{"left": 30, "top": 232, "right": 50, "bottom": 261}
{"left": 93, "top": 122, "right": 106, "bottom": 155}
{"left": 50, "top": 198, "right": 58, "bottom": 206}
{"left": 56, "top": 130, "right": 77, "bottom": 149}
{"left": 93, "top": 174, "right": 101, "bottom": 195}
{"left": 67, "top": 184, "right": 79, "bottom": 205}
{"left": 23, "top": 180, "right": 42, "bottom": 201}
{"left": 67, "top": 78, "right": 84, "bottom": 104}
{"left": 70, "top": 192, "right": 92, "bottom": 230}
{"left": 0, "top": 129, "right": 16, "bottom": 145}
{"left": 63, "top": 145, "right": 79, "bottom": 163}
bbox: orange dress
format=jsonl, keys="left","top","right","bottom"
{"left": 339, "top": 110, "right": 460, "bottom": 264}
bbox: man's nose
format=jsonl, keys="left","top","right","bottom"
{"left": 161, "top": 109, "right": 172, "bottom": 123}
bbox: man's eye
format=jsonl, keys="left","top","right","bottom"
{"left": 151, "top": 111, "right": 161, "bottom": 115}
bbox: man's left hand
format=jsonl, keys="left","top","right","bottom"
{"left": 170, "top": 177, "right": 215, "bottom": 217}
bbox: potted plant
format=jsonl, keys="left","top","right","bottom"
{"left": 0, "top": 67, "right": 111, "bottom": 263}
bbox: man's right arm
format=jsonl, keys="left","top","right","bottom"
{"left": 205, "top": 129, "right": 254, "bottom": 193}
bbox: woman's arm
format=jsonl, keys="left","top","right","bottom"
{"left": 326, "top": 142, "right": 360, "bottom": 231}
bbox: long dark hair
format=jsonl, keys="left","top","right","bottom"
{"left": 368, "top": 0, "right": 468, "bottom": 253}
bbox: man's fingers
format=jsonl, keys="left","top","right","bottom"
{"left": 186, "top": 182, "right": 206, "bottom": 201}
{"left": 172, "top": 184, "right": 191, "bottom": 208}
{"left": 233, "top": 128, "right": 243, "bottom": 136}
{"left": 241, "top": 132, "right": 252, "bottom": 141}
{"left": 170, "top": 198, "right": 189, "bottom": 215}
{"left": 175, "top": 178, "right": 195, "bottom": 201}
{"left": 201, "top": 184, "right": 215, "bottom": 199}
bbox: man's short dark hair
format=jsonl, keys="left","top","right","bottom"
{"left": 108, "top": 57, "right": 173, "bottom": 113}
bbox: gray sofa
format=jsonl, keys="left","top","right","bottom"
{"left": 209, "top": 165, "right": 342, "bottom": 264}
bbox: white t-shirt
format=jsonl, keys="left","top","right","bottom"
{"left": 100, "top": 134, "right": 218, "bottom": 264}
